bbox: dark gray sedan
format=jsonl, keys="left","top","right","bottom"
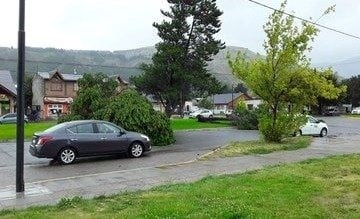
{"left": 29, "top": 120, "right": 151, "bottom": 164}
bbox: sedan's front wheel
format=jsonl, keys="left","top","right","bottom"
{"left": 320, "top": 128, "right": 328, "bottom": 137}
{"left": 129, "top": 142, "right": 143, "bottom": 158}
{"left": 58, "top": 148, "right": 76, "bottom": 164}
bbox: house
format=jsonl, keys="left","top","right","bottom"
{"left": 112, "top": 75, "right": 130, "bottom": 93}
{"left": 32, "top": 70, "right": 82, "bottom": 118}
{"left": 211, "top": 92, "right": 257, "bottom": 114}
{"left": 146, "top": 95, "right": 165, "bottom": 112}
{"left": 0, "top": 70, "right": 16, "bottom": 115}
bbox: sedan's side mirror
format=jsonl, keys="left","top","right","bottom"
{"left": 118, "top": 130, "right": 126, "bottom": 136}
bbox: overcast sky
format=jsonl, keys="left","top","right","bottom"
{"left": 0, "top": 0, "right": 359, "bottom": 64}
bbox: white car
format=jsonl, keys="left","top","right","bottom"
{"left": 351, "top": 107, "right": 360, "bottom": 114}
{"left": 198, "top": 109, "right": 213, "bottom": 119}
{"left": 189, "top": 109, "right": 213, "bottom": 119}
{"left": 225, "top": 109, "right": 233, "bottom": 117}
{"left": 294, "top": 116, "right": 328, "bottom": 137}
{"left": 189, "top": 110, "right": 203, "bottom": 118}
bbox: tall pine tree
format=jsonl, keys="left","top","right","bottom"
{"left": 132, "top": 0, "right": 224, "bottom": 117}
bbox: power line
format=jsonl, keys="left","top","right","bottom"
{"left": 247, "top": 0, "right": 360, "bottom": 40}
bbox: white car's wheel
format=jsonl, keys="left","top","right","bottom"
{"left": 293, "top": 130, "right": 302, "bottom": 137}
{"left": 320, "top": 128, "right": 327, "bottom": 137}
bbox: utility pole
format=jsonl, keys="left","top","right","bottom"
{"left": 16, "top": 0, "right": 26, "bottom": 193}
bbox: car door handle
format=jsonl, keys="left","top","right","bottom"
{"left": 70, "top": 138, "right": 78, "bottom": 142}
{"left": 101, "top": 137, "right": 107, "bottom": 140}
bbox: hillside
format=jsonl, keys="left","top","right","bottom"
{"left": 314, "top": 57, "right": 360, "bottom": 78}
{"left": 0, "top": 46, "right": 257, "bottom": 85}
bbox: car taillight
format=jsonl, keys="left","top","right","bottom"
{"left": 37, "top": 136, "right": 53, "bottom": 145}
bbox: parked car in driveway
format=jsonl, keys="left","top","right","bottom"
{"left": 323, "top": 107, "right": 340, "bottom": 116}
{"left": 189, "top": 109, "right": 203, "bottom": 118}
{"left": 351, "top": 107, "right": 360, "bottom": 114}
{"left": 0, "top": 113, "right": 28, "bottom": 124}
{"left": 29, "top": 120, "right": 151, "bottom": 164}
{"left": 198, "top": 109, "right": 213, "bottom": 119}
{"left": 294, "top": 116, "right": 328, "bottom": 137}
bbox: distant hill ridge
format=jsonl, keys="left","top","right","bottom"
{"left": 0, "top": 46, "right": 258, "bottom": 84}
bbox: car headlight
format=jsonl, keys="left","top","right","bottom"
{"left": 141, "top": 134, "right": 150, "bottom": 141}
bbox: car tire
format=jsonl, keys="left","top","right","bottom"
{"left": 58, "top": 147, "right": 77, "bottom": 165}
{"left": 320, "top": 128, "right": 328, "bottom": 137}
{"left": 293, "top": 130, "right": 302, "bottom": 137}
{"left": 209, "top": 115, "right": 213, "bottom": 119}
{"left": 129, "top": 142, "right": 144, "bottom": 158}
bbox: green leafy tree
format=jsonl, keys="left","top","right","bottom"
{"left": 103, "top": 90, "right": 174, "bottom": 146}
{"left": 131, "top": 0, "right": 224, "bottom": 117}
{"left": 315, "top": 68, "right": 347, "bottom": 114}
{"left": 70, "top": 73, "right": 118, "bottom": 119}
{"left": 24, "top": 74, "right": 34, "bottom": 108}
{"left": 59, "top": 73, "right": 174, "bottom": 146}
{"left": 198, "top": 98, "right": 213, "bottom": 109}
{"left": 343, "top": 75, "right": 360, "bottom": 107}
{"left": 229, "top": 1, "right": 344, "bottom": 142}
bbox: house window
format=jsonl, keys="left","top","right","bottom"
{"left": 48, "top": 104, "right": 63, "bottom": 115}
{"left": 74, "top": 83, "right": 78, "bottom": 91}
{"left": 50, "top": 82, "right": 63, "bottom": 91}
{"left": 247, "top": 104, "right": 254, "bottom": 110}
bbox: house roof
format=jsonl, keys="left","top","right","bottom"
{"left": 110, "top": 75, "right": 129, "bottom": 85}
{"left": 212, "top": 92, "right": 251, "bottom": 105}
{"left": 0, "top": 70, "right": 16, "bottom": 97}
{"left": 37, "top": 70, "right": 82, "bottom": 81}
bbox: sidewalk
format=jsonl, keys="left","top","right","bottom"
{"left": 0, "top": 134, "right": 359, "bottom": 209}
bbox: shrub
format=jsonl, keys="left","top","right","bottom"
{"left": 257, "top": 108, "right": 307, "bottom": 142}
{"left": 230, "top": 101, "right": 259, "bottom": 130}
{"left": 102, "top": 90, "right": 175, "bottom": 146}
{"left": 58, "top": 114, "right": 84, "bottom": 124}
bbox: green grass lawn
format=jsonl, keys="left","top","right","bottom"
{"left": 1, "top": 154, "right": 359, "bottom": 218}
{"left": 343, "top": 114, "right": 360, "bottom": 119}
{"left": 205, "top": 136, "right": 312, "bottom": 159}
{"left": 171, "top": 118, "right": 231, "bottom": 130}
{"left": 0, "top": 121, "right": 56, "bottom": 141}
{"left": 0, "top": 119, "right": 230, "bottom": 141}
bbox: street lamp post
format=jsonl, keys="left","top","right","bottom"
{"left": 16, "top": 0, "right": 26, "bottom": 193}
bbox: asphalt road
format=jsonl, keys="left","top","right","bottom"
{"left": 0, "top": 128, "right": 259, "bottom": 187}
{"left": 0, "top": 116, "right": 358, "bottom": 188}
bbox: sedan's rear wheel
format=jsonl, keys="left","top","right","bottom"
{"left": 129, "top": 142, "right": 143, "bottom": 158}
{"left": 58, "top": 148, "right": 76, "bottom": 164}
{"left": 320, "top": 128, "right": 328, "bottom": 137}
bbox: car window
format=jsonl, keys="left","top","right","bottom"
{"left": 97, "top": 123, "right": 119, "bottom": 134}
{"left": 67, "top": 126, "right": 77, "bottom": 134}
{"left": 308, "top": 117, "right": 318, "bottom": 123}
{"left": 75, "top": 123, "right": 94, "bottom": 134}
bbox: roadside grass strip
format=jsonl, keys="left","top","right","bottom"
{"left": 343, "top": 114, "right": 360, "bottom": 119}
{"left": 204, "top": 136, "right": 312, "bottom": 159}
{"left": 0, "top": 154, "right": 359, "bottom": 218}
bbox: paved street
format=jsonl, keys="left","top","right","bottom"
{"left": 0, "top": 116, "right": 359, "bottom": 209}
{"left": 0, "top": 128, "right": 259, "bottom": 187}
